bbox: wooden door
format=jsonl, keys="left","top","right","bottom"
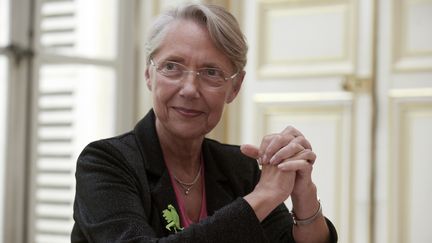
{"left": 238, "top": 0, "right": 375, "bottom": 242}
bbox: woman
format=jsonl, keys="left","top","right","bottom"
{"left": 72, "top": 3, "right": 337, "bottom": 242}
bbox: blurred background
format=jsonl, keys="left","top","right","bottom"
{"left": 1, "top": 0, "right": 431, "bottom": 242}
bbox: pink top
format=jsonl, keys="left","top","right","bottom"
{"left": 167, "top": 160, "right": 208, "bottom": 228}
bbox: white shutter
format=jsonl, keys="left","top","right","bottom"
{"left": 33, "top": 65, "right": 116, "bottom": 242}
{"left": 40, "top": 0, "right": 76, "bottom": 52}
{"left": 30, "top": 2, "right": 78, "bottom": 242}
{"left": 35, "top": 76, "right": 75, "bottom": 242}
{"left": 28, "top": 0, "right": 135, "bottom": 242}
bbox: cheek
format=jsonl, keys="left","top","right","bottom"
{"left": 206, "top": 92, "right": 228, "bottom": 124}
{"left": 152, "top": 81, "right": 175, "bottom": 114}
{"left": 154, "top": 78, "right": 175, "bottom": 98}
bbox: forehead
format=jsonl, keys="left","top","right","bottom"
{"left": 154, "top": 19, "right": 234, "bottom": 71}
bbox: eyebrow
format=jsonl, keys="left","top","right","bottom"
{"left": 200, "top": 62, "right": 224, "bottom": 70}
{"left": 162, "top": 55, "right": 185, "bottom": 63}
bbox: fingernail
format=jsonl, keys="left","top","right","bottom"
{"left": 257, "top": 157, "right": 262, "bottom": 165}
{"left": 269, "top": 156, "right": 275, "bottom": 164}
{"left": 262, "top": 155, "right": 267, "bottom": 164}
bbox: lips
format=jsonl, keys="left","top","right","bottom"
{"left": 173, "top": 106, "right": 204, "bottom": 117}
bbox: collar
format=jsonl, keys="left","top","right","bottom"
{"left": 134, "top": 109, "right": 228, "bottom": 182}
{"left": 133, "top": 109, "right": 232, "bottom": 216}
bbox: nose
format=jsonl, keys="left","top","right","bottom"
{"left": 178, "top": 71, "right": 201, "bottom": 99}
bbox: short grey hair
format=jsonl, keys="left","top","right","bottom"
{"left": 145, "top": 3, "right": 248, "bottom": 73}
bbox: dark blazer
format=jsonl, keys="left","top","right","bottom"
{"left": 72, "top": 110, "right": 337, "bottom": 242}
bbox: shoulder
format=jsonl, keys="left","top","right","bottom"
{"left": 76, "top": 130, "right": 144, "bottom": 175}
{"left": 79, "top": 131, "right": 136, "bottom": 159}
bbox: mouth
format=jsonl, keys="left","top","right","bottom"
{"left": 173, "top": 106, "right": 204, "bottom": 117}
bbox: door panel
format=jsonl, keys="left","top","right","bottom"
{"left": 241, "top": 1, "right": 372, "bottom": 242}
{"left": 240, "top": 0, "right": 432, "bottom": 242}
{"left": 378, "top": 0, "right": 432, "bottom": 242}
{"left": 393, "top": 0, "right": 432, "bottom": 71}
{"left": 388, "top": 97, "right": 432, "bottom": 243}
{"left": 257, "top": 0, "right": 356, "bottom": 77}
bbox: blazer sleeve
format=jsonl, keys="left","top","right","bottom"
{"left": 253, "top": 165, "right": 338, "bottom": 243}
{"left": 72, "top": 140, "right": 271, "bottom": 243}
{"left": 240, "top": 154, "right": 338, "bottom": 243}
{"left": 260, "top": 202, "right": 338, "bottom": 243}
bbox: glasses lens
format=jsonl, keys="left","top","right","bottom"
{"left": 157, "top": 61, "right": 184, "bottom": 78}
{"left": 198, "top": 69, "right": 224, "bottom": 87}
{"left": 152, "top": 60, "right": 231, "bottom": 89}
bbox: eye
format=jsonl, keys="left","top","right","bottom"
{"left": 161, "top": 61, "right": 181, "bottom": 72}
{"left": 202, "top": 68, "right": 224, "bottom": 78}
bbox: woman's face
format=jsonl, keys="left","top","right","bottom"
{"left": 146, "top": 19, "right": 243, "bottom": 140}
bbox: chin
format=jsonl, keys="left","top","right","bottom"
{"left": 171, "top": 124, "right": 208, "bottom": 139}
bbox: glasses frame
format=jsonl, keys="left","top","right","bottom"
{"left": 150, "top": 59, "right": 239, "bottom": 87}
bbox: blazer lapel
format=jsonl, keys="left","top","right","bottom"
{"left": 134, "top": 110, "right": 178, "bottom": 235}
{"left": 150, "top": 170, "right": 179, "bottom": 236}
{"left": 202, "top": 140, "right": 235, "bottom": 216}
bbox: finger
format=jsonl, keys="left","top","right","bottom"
{"left": 280, "top": 126, "right": 311, "bottom": 150}
{"left": 240, "top": 144, "right": 260, "bottom": 160}
{"left": 269, "top": 142, "right": 305, "bottom": 165}
{"left": 288, "top": 149, "right": 316, "bottom": 165}
{"left": 268, "top": 135, "right": 313, "bottom": 164}
{"left": 277, "top": 159, "right": 311, "bottom": 171}
{"left": 262, "top": 134, "right": 301, "bottom": 164}
{"left": 282, "top": 125, "right": 304, "bottom": 138}
{"left": 258, "top": 133, "right": 278, "bottom": 164}
{"left": 291, "top": 135, "right": 312, "bottom": 150}
{"left": 262, "top": 134, "right": 295, "bottom": 165}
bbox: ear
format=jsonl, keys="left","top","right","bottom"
{"left": 225, "top": 71, "right": 245, "bottom": 103}
{"left": 145, "top": 67, "right": 152, "bottom": 91}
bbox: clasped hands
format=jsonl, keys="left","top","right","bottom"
{"left": 241, "top": 126, "right": 316, "bottom": 205}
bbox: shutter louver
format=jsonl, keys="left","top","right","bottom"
{"left": 33, "top": 63, "right": 116, "bottom": 243}
{"left": 33, "top": 2, "right": 76, "bottom": 241}
{"left": 40, "top": 0, "right": 75, "bottom": 53}
{"left": 35, "top": 73, "right": 75, "bottom": 243}
{"left": 30, "top": 0, "right": 120, "bottom": 242}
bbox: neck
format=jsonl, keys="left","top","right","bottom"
{"left": 156, "top": 120, "right": 203, "bottom": 175}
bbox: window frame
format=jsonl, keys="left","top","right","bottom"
{"left": 1, "top": 0, "right": 139, "bottom": 242}
{"left": 1, "top": 0, "right": 33, "bottom": 242}
{"left": 26, "top": 0, "right": 138, "bottom": 242}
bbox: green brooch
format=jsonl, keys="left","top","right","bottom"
{"left": 162, "top": 204, "right": 183, "bottom": 232}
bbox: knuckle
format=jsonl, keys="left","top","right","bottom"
{"left": 262, "top": 133, "right": 276, "bottom": 142}
{"left": 293, "top": 143, "right": 304, "bottom": 151}
{"left": 284, "top": 126, "right": 295, "bottom": 134}
{"left": 286, "top": 125, "right": 295, "bottom": 131}
{"left": 272, "top": 153, "right": 280, "bottom": 162}
{"left": 296, "top": 136, "right": 306, "bottom": 143}
{"left": 266, "top": 133, "right": 281, "bottom": 142}
{"left": 288, "top": 142, "right": 298, "bottom": 150}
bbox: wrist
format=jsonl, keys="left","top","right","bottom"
{"left": 291, "top": 181, "right": 316, "bottom": 203}
{"left": 244, "top": 187, "right": 282, "bottom": 222}
{"left": 291, "top": 198, "right": 322, "bottom": 225}
{"left": 291, "top": 183, "right": 319, "bottom": 219}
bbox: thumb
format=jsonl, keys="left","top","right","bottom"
{"left": 240, "top": 144, "right": 260, "bottom": 159}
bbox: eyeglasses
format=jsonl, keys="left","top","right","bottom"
{"left": 150, "top": 59, "right": 238, "bottom": 89}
